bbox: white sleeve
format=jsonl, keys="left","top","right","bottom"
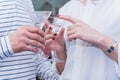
{"left": 114, "top": 44, "right": 120, "bottom": 77}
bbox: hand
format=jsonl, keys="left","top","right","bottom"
{"left": 58, "top": 15, "right": 103, "bottom": 45}
{"left": 58, "top": 15, "right": 119, "bottom": 62}
{"left": 45, "top": 23, "right": 66, "bottom": 74}
{"left": 9, "top": 26, "right": 45, "bottom": 53}
{"left": 44, "top": 23, "right": 65, "bottom": 53}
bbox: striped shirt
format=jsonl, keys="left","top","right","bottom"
{"left": 0, "top": 0, "right": 59, "bottom": 80}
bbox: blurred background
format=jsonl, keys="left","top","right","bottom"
{"left": 32, "top": 0, "right": 70, "bottom": 16}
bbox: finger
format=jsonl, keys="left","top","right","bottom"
{"left": 23, "top": 26, "right": 45, "bottom": 38}
{"left": 67, "top": 27, "right": 77, "bottom": 36}
{"left": 37, "top": 29, "right": 45, "bottom": 38}
{"left": 45, "top": 26, "right": 53, "bottom": 34}
{"left": 25, "top": 38, "right": 45, "bottom": 49}
{"left": 67, "top": 24, "right": 77, "bottom": 31}
{"left": 24, "top": 45, "right": 39, "bottom": 53}
{"left": 45, "top": 21, "right": 49, "bottom": 29}
{"left": 23, "top": 26, "right": 39, "bottom": 33}
{"left": 45, "top": 39, "right": 53, "bottom": 45}
{"left": 59, "top": 27, "right": 65, "bottom": 36}
{"left": 58, "top": 15, "right": 79, "bottom": 24}
{"left": 25, "top": 31, "right": 45, "bottom": 44}
{"left": 45, "top": 34, "right": 54, "bottom": 41}
{"left": 68, "top": 33, "right": 78, "bottom": 41}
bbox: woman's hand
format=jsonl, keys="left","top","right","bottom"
{"left": 58, "top": 15, "right": 103, "bottom": 45}
{"left": 58, "top": 15, "right": 118, "bottom": 62}
{"left": 45, "top": 23, "right": 66, "bottom": 73}
{"left": 44, "top": 24, "right": 65, "bottom": 53}
{"left": 9, "top": 26, "right": 45, "bottom": 53}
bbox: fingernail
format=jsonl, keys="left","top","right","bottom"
{"left": 56, "top": 15, "right": 60, "bottom": 17}
{"left": 52, "top": 38, "right": 55, "bottom": 40}
{"left": 54, "top": 33, "right": 57, "bottom": 36}
{"left": 49, "top": 27, "right": 52, "bottom": 30}
{"left": 74, "top": 38, "right": 76, "bottom": 40}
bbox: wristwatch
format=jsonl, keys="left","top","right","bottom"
{"left": 106, "top": 41, "right": 118, "bottom": 54}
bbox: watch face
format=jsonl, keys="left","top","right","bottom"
{"left": 106, "top": 41, "right": 118, "bottom": 54}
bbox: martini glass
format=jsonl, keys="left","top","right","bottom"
{"left": 34, "top": 11, "right": 52, "bottom": 59}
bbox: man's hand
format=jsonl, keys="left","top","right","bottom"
{"left": 9, "top": 26, "right": 45, "bottom": 53}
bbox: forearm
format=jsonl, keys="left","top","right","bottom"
{"left": 43, "top": 43, "right": 66, "bottom": 74}
{"left": 56, "top": 44, "right": 67, "bottom": 74}
{"left": 96, "top": 34, "right": 118, "bottom": 62}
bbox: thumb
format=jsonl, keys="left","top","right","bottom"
{"left": 45, "top": 21, "right": 49, "bottom": 30}
{"left": 59, "top": 27, "right": 65, "bottom": 36}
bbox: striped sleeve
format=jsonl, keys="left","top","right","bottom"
{"left": 36, "top": 58, "right": 60, "bottom": 80}
{"left": 0, "top": 36, "right": 14, "bottom": 60}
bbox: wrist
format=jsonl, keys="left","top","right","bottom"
{"left": 56, "top": 46, "right": 66, "bottom": 59}
{"left": 94, "top": 34, "right": 118, "bottom": 62}
{"left": 99, "top": 36, "right": 118, "bottom": 62}
{"left": 97, "top": 35, "right": 114, "bottom": 51}
{"left": 56, "top": 44, "right": 66, "bottom": 74}
{"left": 97, "top": 35, "right": 118, "bottom": 54}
